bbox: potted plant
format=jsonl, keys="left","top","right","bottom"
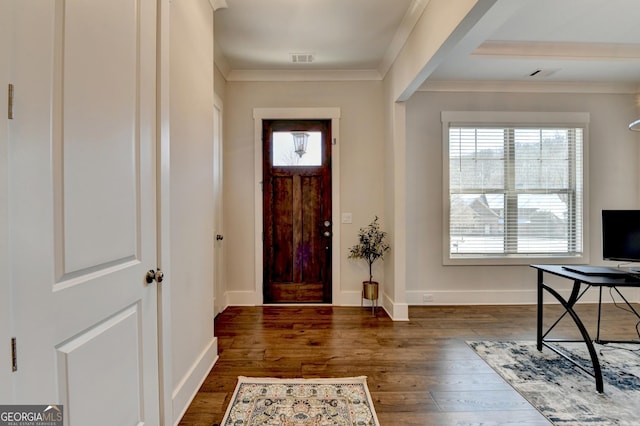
{"left": 348, "top": 216, "right": 390, "bottom": 306}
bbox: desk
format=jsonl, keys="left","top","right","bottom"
{"left": 531, "top": 264, "right": 640, "bottom": 393}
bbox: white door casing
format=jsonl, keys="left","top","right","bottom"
{"left": 252, "top": 107, "right": 341, "bottom": 305}
{"left": 213, "top": 95, "right": 224, "bottom": 316}
{"left": 9, "top": 1, "right": 160, "bottom": 424}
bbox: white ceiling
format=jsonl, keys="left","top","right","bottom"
{"left": 214, "top": 0, "right": 414, "bottom": 70}
{"left": 214, "top": 0, "right": 640, "bottom": 88}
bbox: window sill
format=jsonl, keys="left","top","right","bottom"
{"left": 443, "top": 254, "right": 588, "bottom": 266}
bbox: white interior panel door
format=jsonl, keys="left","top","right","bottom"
{"left": 10, "top": 1, "right": 159, "bottom": 424}
{"left": 0, "top": 0, "right": 12, "bottom": 403}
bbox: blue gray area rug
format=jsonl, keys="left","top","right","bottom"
{"left": 468, "top": 340, "right": 640, "bottom": 425}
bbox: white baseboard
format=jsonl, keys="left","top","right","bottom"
{"left": 406, "top": 288, "right": 640, "bottom": 305}
{"left": 406, "top": 289, "right": 536, "bottom": 305}
{"left": 172, "top": 337, "right": 218, "bottom": 426}
{"left": 227, "top": 289, "right": 410, "bottom": 320}
{"left": 227, "top": 287, "right": 639, "bottom": 317}
{"left": 381, "top": 292, "right": 409, "bottom": 320}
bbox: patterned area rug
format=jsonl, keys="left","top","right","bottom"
{"left": 468, "top": 340, "right": 640, "bottom": 425}
{"left": 220, "top": 376, "right": 380, "bottom": 425}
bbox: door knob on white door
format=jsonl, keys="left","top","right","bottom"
{"left": 145, "top": 269, "right": 164, "bottom": 284}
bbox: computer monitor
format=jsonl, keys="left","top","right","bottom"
{"left": 602, "top": 210, "right": 640, "bottom": 262}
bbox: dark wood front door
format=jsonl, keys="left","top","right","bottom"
{"left": 263, "top": 119, "right": 332, "bottom": 303}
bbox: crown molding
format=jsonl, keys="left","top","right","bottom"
{"left": 224, "top": 69, "right": 382, "bottom": 82}
{"left": 209, "top": 0, "right": 227, "bottom": 11}
{"left": 419, "top": 80, "right": 640, "bottom": 94}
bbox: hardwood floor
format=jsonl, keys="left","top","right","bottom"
{"left": 178, "top": 303, "right": 640, "bottom": 425}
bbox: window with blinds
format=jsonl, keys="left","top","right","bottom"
{"left": 446, "top": 120, "right": 585, "bottom": 261}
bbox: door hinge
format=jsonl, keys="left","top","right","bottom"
{"left": 11, "top": 337, "right": 17, "bottom": 372}
{"left": 332, "top": 137, "right": 337, "bottom": 145}
{"left": 8, "top": 84, "right": 14, "bottom": 119}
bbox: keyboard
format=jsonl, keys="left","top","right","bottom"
{"left": 561, "top": 266, "right": 628, "bottom": 276}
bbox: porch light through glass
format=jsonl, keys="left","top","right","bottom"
{"left": 272, "top": 131, "right": 322, "bottom": 166}
{"left": 292, "top": 132, "right": 309, "bottom": 157}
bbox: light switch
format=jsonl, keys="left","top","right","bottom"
{"left": 341, "top": 213, "right": 353, "bottom": 224}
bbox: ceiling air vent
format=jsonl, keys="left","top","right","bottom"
{"left": 528, "top": 68, "right": 560, "bottom": 78}
{"left": 290, "top": 53, "right": 314, "bottom": 64}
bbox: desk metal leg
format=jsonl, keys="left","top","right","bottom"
{"left": 537, "top": 269, "right": 543, "bottom": 351}
{"left": 542, "top": 283, "right": 604, "bottom": 393}
{"left": 596, "top": 286, "right": 603, "bottom": 343}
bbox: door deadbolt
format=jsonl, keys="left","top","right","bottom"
{"left": 145, "top": 269, "right": 164, "bottom": 284}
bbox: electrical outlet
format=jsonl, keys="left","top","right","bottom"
{"left": 423, "top": 294, "right": 434, "bottom": 303}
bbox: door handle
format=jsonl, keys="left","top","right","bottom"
{"left": 145, "top": 269, "right": 164, "bottom": 284}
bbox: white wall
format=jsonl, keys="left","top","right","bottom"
{"left": 223, "top": 80, "right": 386, "bottom": 304}
{"left": 405, "top": 90, "right": 640, "bottom": 305}
{"left": 169, "top": 0, "right": 217, "bottom": 422}
{"left": 379, "top": 0, "right": 496, "bottom": 320}
{"left": 217, "top": 0, "right": 640, "bottom": 314}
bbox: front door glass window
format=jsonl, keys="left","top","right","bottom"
{"left": 272, "top": 131, "right": 322, "bottom": 166}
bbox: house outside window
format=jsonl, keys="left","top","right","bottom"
{"left": 442, "top": 111, "right": 589, "bottom": 265}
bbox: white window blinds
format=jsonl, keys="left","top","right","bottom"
{"left": 447, "top": 122, "right": 584, "bottom": 259}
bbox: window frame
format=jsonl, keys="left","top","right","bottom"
{"left": 441, "top": 111, "right": 590, "bottom": 266}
